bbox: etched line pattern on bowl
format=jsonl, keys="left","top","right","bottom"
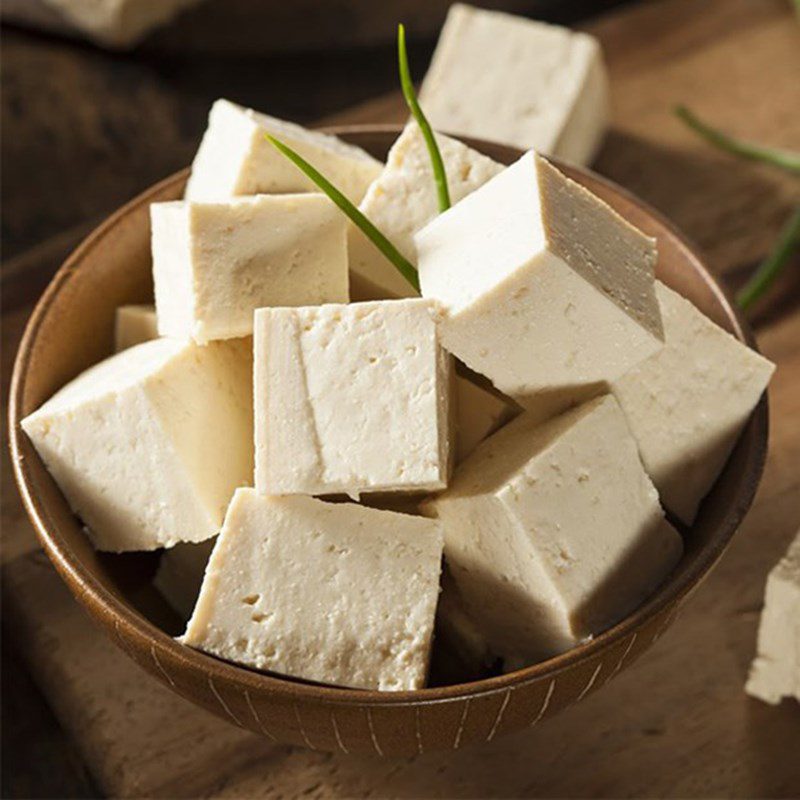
{"left": 364, "top": 707, "right": 385, "bottom": 757}
{"left": 330, "top": 710, "right": 349, "bottom": 754}
{"left": 608, "top": 633, "right": 638, "bottom": 681}
{"left": 244, "top": 689, "right": 277, "bottom": 740}
{"left": 293, "top": 702, "right": 317, "bottom": 750}
{"left": 486, "top": 687, "right": 513, "bottom": 742}
{"left": 452, "top": 697, "right": 471, "bottom": 749}
{"left": 529, "top": 678, "right": 556, "bottom": 727}
{"left": 150, "top": 645, "right": 175, "bottom": 688}
{"left": 208, "top": 677, "right": 242, "bottom": 727}
{"left": 575, "top": 661, "right": 604, "bottom": 702}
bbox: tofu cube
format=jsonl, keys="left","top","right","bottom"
{"left": 426, "top": 394, "right": 683, "bottom": 664}
{"left": 183, "top": 489, "right": 444, "bottom": 691}
{"left": 151, "top": 194, "right": 348, "bottom": 343}
{"left": 254, "top": 299, "right": 452, "bottom": 497}
{"left": 114, "top": 304, "right": 158, "bottom": 351}
{"left": 154, "top": 539, "right": 216, "bottom": 620}
{"left": 746, "top": 531, "right": 800, "bottom": 705}
{"left": 349, "top": 121, "right": 505, "bottom": 300}
{"left": 454, "top": 373, "right": 516, "bottom": 463}
{"left": 415, "top": 151, "right": 664, "bottom": 405}
{"left": 22, "top": 338, "right": 253, "bottom": 552}
{"left": 418, "top": 4, "right": 609, "bottom": 165}
{"left": 612, "top": 282, "right": 775, "bottom": 524}
{"left": 185, "top": 99, "right": 382, "bottom": 203}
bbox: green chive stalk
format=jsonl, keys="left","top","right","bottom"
{"left": 397, "top": 23, "right": 451, "bottom": 212}
{"left": 736, "top": 206, "right": 800, "bottom": 310}
{"left": 265, "top": 134, "right": 420, "bottom": 292}
{"left": 675, "top": 105, "right": 800, "bottom": 175}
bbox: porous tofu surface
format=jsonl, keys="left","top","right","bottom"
{"left": 416, "top": 151, "right": 663, "bottom": 402}
{"left": 612, "top": 282, "right": 775, "bottom": 524}
{"left": 22, "top": 337, "right": 253, "bottom": 552}
{"left": 418, "top": 4, "right": 609, "bottom": 165}
{"left": 183, "top": 489, "right": 444, "bottom": 691}
{"left": 185, "top": 98, "right": 382, "bottom": 203}
{"left": 746, "top": 532, "right": 800, "bottom": 705}
{"left": 151, "top": 194, "right": 349, "bottom": 343}
{"left": 349, "top": 121, "right": 505, "bottom": 300}
{"left": 427, "top": 394, "right": 682, "bottom": 664}
{"left": 254, "top": 298, "right": 452, "bottom": 498}
{"left": 114, "top": 304, "right": 159, "bottom": 351}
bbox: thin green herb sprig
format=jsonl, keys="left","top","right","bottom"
{"left": 265, "top": 134, "right": 420, "bottom": 292}
{"left": 736, "top": 206, "right": 800, "bottom": 310}
{"left": 398, "top": 23, "right": 451, "bottom": 212}
{"left": 675, "top": 105, "right": 800, "bottom": 175}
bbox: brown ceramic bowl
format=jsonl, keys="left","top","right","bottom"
{"left": 9, "top": 126, "right": 768, "bottom": 756}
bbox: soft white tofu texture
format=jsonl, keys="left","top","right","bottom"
{"left": 185, "top": 98, "right": 382, "bottom": 203}
{"left": 426, "top": 394, "right": 683, "bottom": 664}
{"left": 254, "top": 299, "right": 452, "bottom": 497}
{"left": 114, "top": 304, "right": 159, "bottom": 351}
{"left": 416, "top": 151, "right": 664, "bottom": 406}
{"left": 454, "top": 374, "right": 516, "bottom": 463}
{"left": 43, "top": 0, "right": 205, "bottom": 48}
{"left": 612, "top": 282, "right": 775, "bottom": 524}
{"left": 746, "top": 531, "right": 800, "bottom": 705}
{"left": 349, "top": 121, "right": 505, "bottom": 300}
{"left": 418, "top": 4, "right": 609, "bottom": 165}
{"left": 21, "top": 337, "right": 253, "bottom": 552}
{"left": 151, "top": 194, "right": 349, "bottom": 343}
{"left": 154, "top": 538, "right": 216, "bottom": 620}
{"left": 183, "top": 489, "right": 445, "bottom": 691}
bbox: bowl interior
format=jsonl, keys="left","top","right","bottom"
{"left": 9, "top": 127, "right": 767, "bottom": 703}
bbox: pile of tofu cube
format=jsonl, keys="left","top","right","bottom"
{"left": 22, "top": 6, "right": 775, "bottom": 692}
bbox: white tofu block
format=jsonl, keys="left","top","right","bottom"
{"left": 154, "top": 538, "right": 215, "bottom": 619}
{"left": 186, "top": 99, "right": 382, "bottom": 203}
{"left": 151, "top": 194, "right": 348, "bottom": 343}
{"left": 22, "top": 338, "right": 253, "bottom": 552}
{"left": 183, "top": 489, "right": 444, "bottom": 691}
{"left": 426, "top": 394, "right": 683, "bottom": 664}
{"left": 42, "top": 0, "right": 205, "bottom": 48}
{"left": 418, "top": 4, "right": 610, "bottom": 165}
{"left": 114, "top": 304, "right": 158, "bottom": 351}
{"left": 746, "top": 532, "right": 800, "bottom": 705}
{"left": 612, "top": 282, "right": 775, "bottom": 524}
{"left": 254, "top": 299, "right": 452, "bottom": 498}
{"left": 349, "top": 121, "right": 505, "bottom": 300}
{"left": 454, "top": 374, "right": 516, "bottom": 463}
{"left": 416, "top": 151, "right": 664, "bottom": 406}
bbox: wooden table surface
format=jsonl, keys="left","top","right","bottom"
{"left": 2, "top": 1, "right": 799, "bottom": 797}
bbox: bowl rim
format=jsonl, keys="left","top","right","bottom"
{"left": 8, "top": 124, "right": 769, "bottom": 706}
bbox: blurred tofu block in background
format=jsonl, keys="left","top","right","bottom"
{"left": 3, "top": 0, "right": 207, "bottom": 48}
{"left": 419, "top": 3, "right": 610, "bottom": 165}
{"left": 746, "top": 532, "right": 800, "bottom": 706}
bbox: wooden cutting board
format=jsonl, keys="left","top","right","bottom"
{"left": 3, "top": 0, "right": 799, "bottom": 796}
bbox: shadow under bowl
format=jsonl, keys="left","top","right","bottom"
{"left": 9, "top": 127, "right": 769, "bottom": 756}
